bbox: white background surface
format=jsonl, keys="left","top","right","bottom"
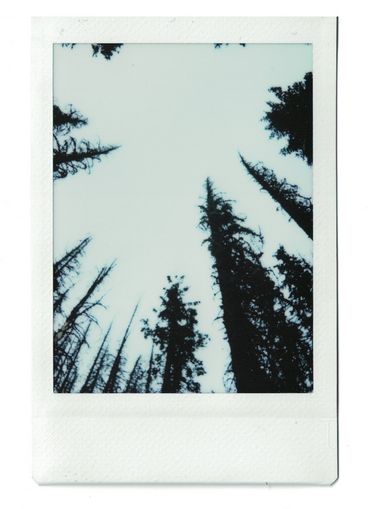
{"left": 0, "top": 0, "right": 366, "bottom": 506}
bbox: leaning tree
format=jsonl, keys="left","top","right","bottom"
{"left": 239, "top": 155, "right": 313, "bottom": 239}
{"left": 53, "top": 236, "right": 114, "bottom": 393}
{"left": 200, "top": 178, "right": 309, "bottom": 392}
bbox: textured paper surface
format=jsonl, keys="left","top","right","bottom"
{"left": 32, "top": 17, "right": 337, "bottom": 484}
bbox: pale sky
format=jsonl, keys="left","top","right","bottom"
{"left": 53, "top": 43, "right": 312, "bottom": 392}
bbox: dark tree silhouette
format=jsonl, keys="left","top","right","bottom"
{"left": 145, "top": 344, "right": 155, "bottom": 393}
{"left": 267, "top": 312, "right": 306, "bottom": 392}
{"left": 53, "top": 236, "right": 114, "bottom": 392}
{"left": 142, "top": 276, "right": 207, "bottom": 393}
{"left": 53, "top": 104, "right": 87, "bottom": 135}
{"left": 275, "top": 247, "right": 312, "bottom": 332}
{"left": 57, "top": 322, "right": 92, "bottom": 393}
{"left": 62, "top": 43, "right": 123, "bottom": 60}
{"left": 125, "top": 357, "right": 148, "bottom": 393}
{"left": 53, "top": 236, "right": 91, "bottom": 315}
{"left": 80, "top": 324, "right": 112, "bottom": 393}
{"left": 239, "top": 155, "right": 313, "bottom": 239}
{"left": 263, "top": 72, "right": 313, "bottom": 166}
{"left": 53, "top": 263, "right": 114, "bottom": 392}
{"left": 274, "top": 246, "right": 313, "bottom": 390}
{"left": 200, "top": 178, "right": 277, "bottom": 392}
{"left": 53, "top": 99, "right": 119, "bottom": 389}
{"left": 54, "top": 263, "right": 114, "bottom": 344}
{"left": 53, "top": 137, "right": 118, "bottom": 180}
{"left": 214, "top": 43, "right": 247, "bottom": 48}
{"left": 91, "top": 44, "right": 123, "bottom": 60}
{"left": 103, "top": 304, "right": 139, "bottom": 393}
{"left": 200, "top": 178, "right": 311, "bottom": 392}
{"left": 53, "top": 103, "right": 119, "bottom": 180}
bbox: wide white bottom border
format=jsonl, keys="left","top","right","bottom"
{"left": 33, "top": 416, "right": 337, "bottom": 484}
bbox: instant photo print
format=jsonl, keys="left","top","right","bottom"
{"left": 32, "top": 17, "right": 338, "bottom": 484}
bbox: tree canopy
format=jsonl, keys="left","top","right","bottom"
{"left": 52, "top": 44, "right": 313, "bottom": 394}
{"left": 62, "top": 43, "right": 123, "bottom": 60}
{"left": 200, "top": 178, "right": 312, "bottom": 392}
{"left": 263, "top": 72, "right": 313, "bottom": 166}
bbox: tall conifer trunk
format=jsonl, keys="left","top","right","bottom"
{"left": 201, "top": 179, "right": 273, "bottom": 392}
{"left": 142, "top": 276, "right": 208, "bottom": 393}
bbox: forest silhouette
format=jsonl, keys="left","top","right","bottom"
{"left": 53, "top": 44, "right": 313, "bottom": 393}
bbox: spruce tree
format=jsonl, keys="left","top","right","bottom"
{"left": 274, "top": 246, "right": 313, "bottom": 390}
{"left": 239, "top": 155, "right": 313, "bottom": 239}
{"left": 275, "top": 247, "right": 312, "bottom": 331}
{"left": 142, "top": 276, "right": 207, "bottom": 393}
{"left": 267, "top": 308, "right": 306, "bottom": 392}
{"left": 263, "top": 72, "right": 313, "bottom": 166}
{"left": 200, "top": 178, "right": 288, "bottom": 392}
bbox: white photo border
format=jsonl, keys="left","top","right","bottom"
{"left": 32, "top": 17, "right": 337, "bottom": 484}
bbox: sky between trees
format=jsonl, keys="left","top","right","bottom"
{"left": 53, "top": 43, "right": 312, "bottom": 392}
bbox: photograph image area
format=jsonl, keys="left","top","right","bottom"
{"left": 53, "top": 42, "right": 313, "bottom": 394}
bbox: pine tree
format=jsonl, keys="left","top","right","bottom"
{"left": 275, "top": 247, "right": 312, "bottom": 331}
{"left": 268, "top": 315, "right": 303, "bottom": 392}
{"left": 54, "top": 263, "right": 114, "bottom": 345}
{"left": 53, "top": 246, "right": 114, "bottom": 392}
{"left": 239, "top": 155, "right": 313, "bottom": 239}
{"left": 53, "top": 236, "right": 91, "bottom": 315}
{"left": 142, "top": 276, "right": 207, "bottom": 393}
{"left": 53, "top": 103, "right": 119, "bottom": 180}
{"left": 263, "top": 72, "right": 313, "bottom": 166}
{"left": 200, "top": 178, "right": 288, "bottom": 392}
{"left": 103, "top": 304, "right": 139, "bottom": 393}
{"left": 80, "top": 324, "right": 112, "bottom": 393}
